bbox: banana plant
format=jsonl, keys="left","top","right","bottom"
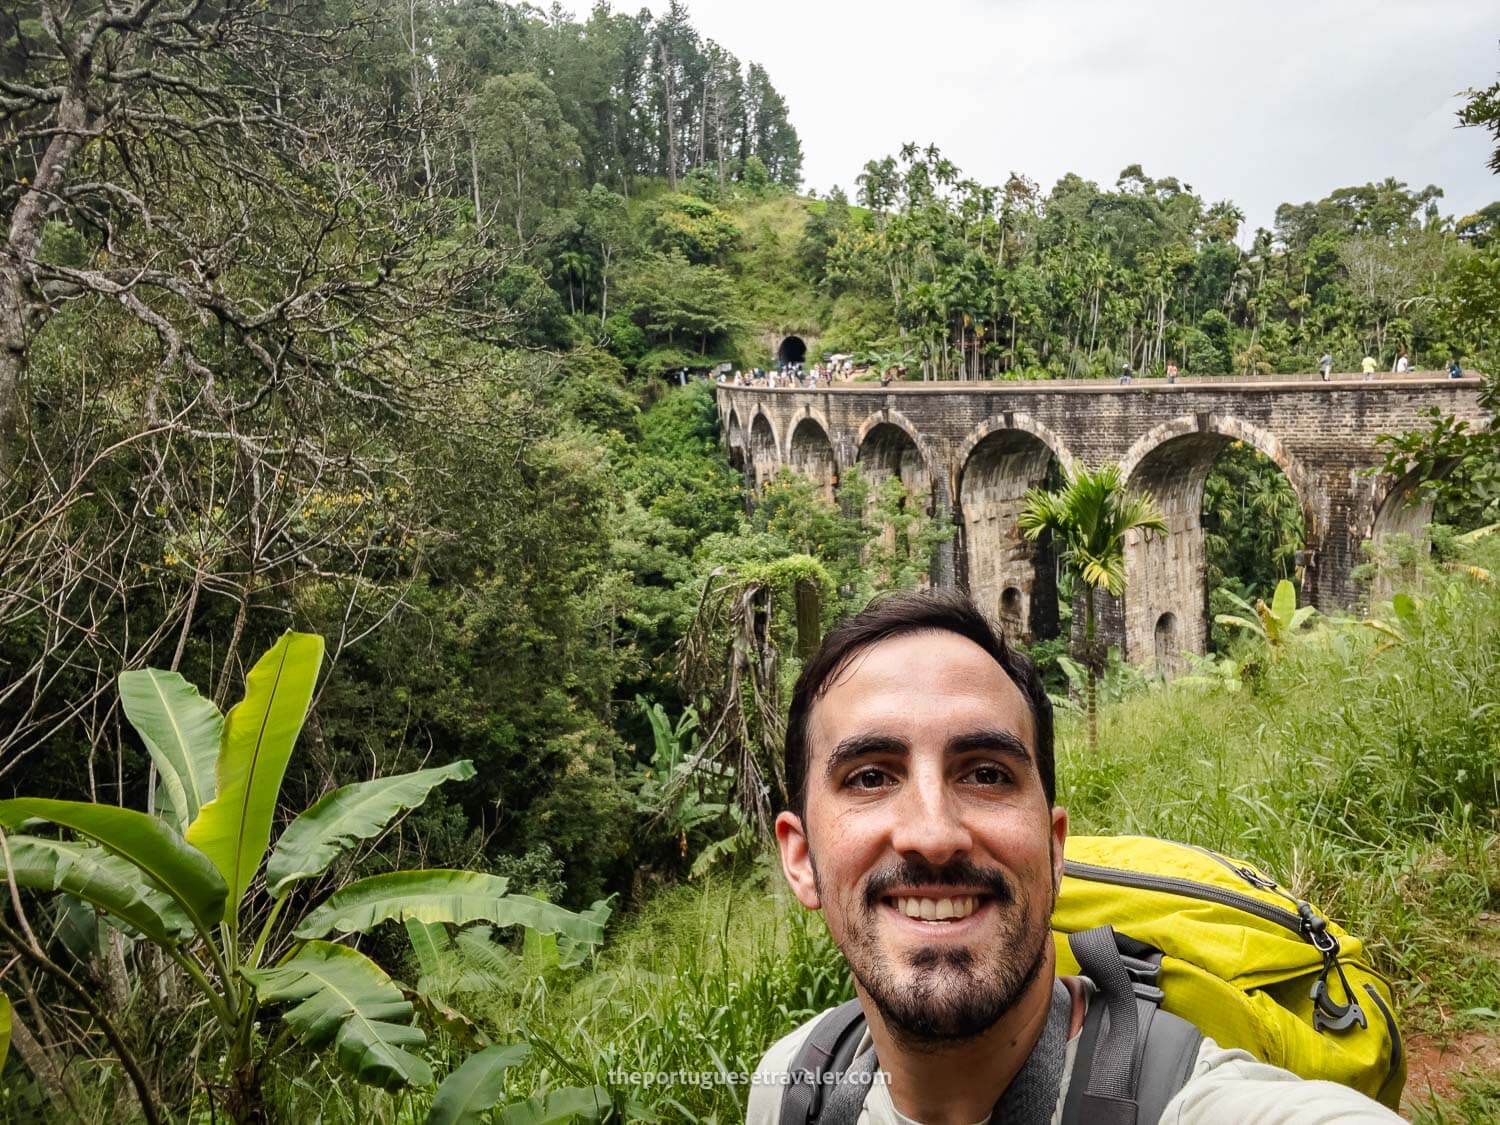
{"left": 407, "top": 919, "right": 613, "bottom": 1125}
{"left": 0, "top": 632, "right": 603, "bottom": 1122}
{"left": 425, "top": 1042, "right": 608, "bottom": 1125}
{"left": 1214, "top": 578, "right": 1316, "bottom": 654}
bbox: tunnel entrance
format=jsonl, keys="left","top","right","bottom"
{"left": 778, "top": 336, "right": 807, "bottom": 366}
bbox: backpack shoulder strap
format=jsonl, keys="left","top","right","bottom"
{"left": 779, "top": 999, "right": 868, "bottom": 1124}
{"left": 1062, "top": 925, "right": 1204, "bottom": 1125}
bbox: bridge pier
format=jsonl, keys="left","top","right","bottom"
{"left": 956, "top": 430, "right": 1062, "bottom": 641}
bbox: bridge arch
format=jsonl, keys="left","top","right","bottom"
{"left": 1363, "top": 465, "right": 1444, "bottom": 603}
{"left": 955, "top": 414, "right": 1079, "bottom": 479}
{"left": 725, "top": 408, "right": 748, "bottom": 473}
{"left": 955, "top": 415, "right": 1078, "bottom": 642}
{"left": 749, "top": 411, "right": 780, "bottom": 489}
{"left": 1369, "top": 465, "right": 1437, "bottom": 544}
{"left": 786, "top": 415, "right": 838, "bottom": 502}
{"left": 1118, "top": 415, "right": 1313, "bottom": 512}
{"left": 855, "top": 412, "right": 935, "bottom": 507}
{"left": 1116, "top": 414, "right": 1315, "bottom": 663}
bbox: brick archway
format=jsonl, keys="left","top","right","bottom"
{"left": 787, "top": 415, "right": 838, "bottom": 502}
{"left": 955, "top": 424, "right": 1070, "bottom": 642}
{"left": 749, "top": 411, "right": 780, "bottom": 489}
{"left": 1116, "top": 414, "right": 1315, "bottom": 662}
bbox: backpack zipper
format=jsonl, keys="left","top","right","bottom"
{"left": 1063, "top": 859, "right": 1312, "bottom": 938}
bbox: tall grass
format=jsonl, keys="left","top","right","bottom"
{"left": 495, "top": 879, "right": 851, "bottom": 1121}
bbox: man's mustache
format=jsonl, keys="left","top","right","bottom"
{"left": 863, "top": 858, "right": 1014, "bottom": 911}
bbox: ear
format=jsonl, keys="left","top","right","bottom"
{"left": 775, "top": 810, "right": 821, "bottom": 910}
{"left": 1050, "top": 805, "right": 1069, "bottom": 896}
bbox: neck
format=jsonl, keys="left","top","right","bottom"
{"left": 861, "top": 950, "right": 1059, "bottom": 1125}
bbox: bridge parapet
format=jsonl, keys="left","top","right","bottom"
{"left": 716, "top": 378, "right": 1489, "bottom": 667}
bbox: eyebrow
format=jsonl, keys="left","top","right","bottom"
{"left": 822, "top": 727, "right": 1034, "bottom": 781}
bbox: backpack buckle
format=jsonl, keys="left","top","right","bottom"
{"left": 1118, "top": 951, "right": 1166, "bottom": 1005}
{"left": 1310, "top": 959, "right": 1368, "bottom": 1033}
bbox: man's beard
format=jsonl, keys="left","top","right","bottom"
{"left": 813, "top": 854, "right": 1051, "bottom": 1047}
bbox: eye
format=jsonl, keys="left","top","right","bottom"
{"left": 845, "top": 767, "right": 892, "bottom": 791}
{"left": 962, "top": 763, "right": 1013, "bottom": 787}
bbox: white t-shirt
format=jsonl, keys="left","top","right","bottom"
{"left": 745, "top": 989, "right": 1404, "bottom": 1125}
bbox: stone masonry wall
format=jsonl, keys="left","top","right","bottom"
{"left": 718, "top": 378, "right": 1489, "bottom": 665}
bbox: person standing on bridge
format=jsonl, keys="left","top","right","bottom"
{"left": 1449, "top": 357, "right": 1463, "bottom": 379}
{"left": 1395, "top": 351, "right": 1410, "bottom": 374}
{"left": 1319, "top": 352, "right": 1333, "bottom": 381}
{"left": 1119, "top": 362, "right": 1133, "bottom": 384}
{"left": 1361, "top": 354, "right": 1377, "bottom": 381}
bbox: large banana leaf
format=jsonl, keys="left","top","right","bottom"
{"left": 186, "top": 631, "right": 324, "bottom": 912}
{"left": 405, "top": 918, "right": 454, "bottom": 981}
{"left": 426, "top": 1044, "right": 530, "bottom": 1125}
{"left": 243, "top": 940, "right": 432, "bottom": 1091}
{"left": 1270, "top": 579, "right": 1297, "bottom": 630}
{"left": 0, "top": 799, "right": 225, "bottom": 933}
{"left": 0, "top": 835, "right": 193, "bottom": 944}
{"left": 56, "top": 893, "right": 107, "bottom": 962}
{"left": 265, "top": 761, "right": 476, "bottom": 898}
{"left": 496, "top": 1087, "right": 609, "bottom": 1125}
{"left": 118, "top": 668, "right": 223, "bottom": 831}
{"left": 295, "top": 872, "right": 604, "bottom": 945}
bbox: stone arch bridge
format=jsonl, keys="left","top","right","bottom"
{"left": 716, "top": 376, "right": 1488, "bottom": 667}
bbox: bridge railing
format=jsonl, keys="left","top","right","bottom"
{"left": 716, "top": 370, "right": 1480, "bottom": 393}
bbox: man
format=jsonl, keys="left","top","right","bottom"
{"left": 1118, "top": 362, "right": 1133, "bottom": 384}
{"left": 1318, "top": 353, "right": 1333, "bottom": 381}
{"left": 1361, "top": 355, "right": 1378, "bottom": 381}
{"left": 748, "top": 592, "right": 1401, "bottom": 1124}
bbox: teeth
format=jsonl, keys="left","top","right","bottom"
{"left": 895, "top": 895, "right": 978, "bottom": 921}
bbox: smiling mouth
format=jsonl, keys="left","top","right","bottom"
{"left": 883, "top": 893, "right": 988, "bottom": 922}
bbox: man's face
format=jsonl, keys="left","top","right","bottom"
{"left": 775, "top": 630, "right": 1067, "bottom": 1044}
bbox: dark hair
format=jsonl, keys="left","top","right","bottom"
{"left": 783, "top": 590, "right": 1055, "bottom": 816}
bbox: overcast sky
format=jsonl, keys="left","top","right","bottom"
{"left": 639, "top": 0, "right": 1497, "bottom": 239}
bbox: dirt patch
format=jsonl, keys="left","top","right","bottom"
{"left": 1402, "top": 1027, "right": 1500, "bottom": 1109}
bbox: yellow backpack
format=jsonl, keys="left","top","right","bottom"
{"left": 1052, "top": 836, "right": 1405, "bottom": 1110}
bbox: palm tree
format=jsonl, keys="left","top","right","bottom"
{"left": 1019, "top": 464, "right": 1166, "bottom": 750}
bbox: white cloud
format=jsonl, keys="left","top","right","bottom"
{"left": 636, "top": 0, "right": 1497, "bottom": 234}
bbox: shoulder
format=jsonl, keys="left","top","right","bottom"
{"left": 745, "top": 1009, "right": 833, "bottom": 1125}
{"left": 1160, "top": 1037, "right": 1404, "bottom": 1124}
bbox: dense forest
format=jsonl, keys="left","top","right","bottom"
{"left": 1, "top": 0, "right": 1497, "bottom": 1120}
{"left": 801, "top": 153, "right": 1497, "bottom": 381}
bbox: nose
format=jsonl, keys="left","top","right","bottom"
{"left": 887, "top": 762, "right": 973, "bottom": 867}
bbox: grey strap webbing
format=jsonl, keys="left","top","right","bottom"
{"left": 1061, "top": 926, "right": 1203, "bottom": 1125}
{"left": 1067, "top": 926, "right": 1144, "bottom": 1124}
{"left": 780, "top": 999, "right": 866, "bottom": 1124}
